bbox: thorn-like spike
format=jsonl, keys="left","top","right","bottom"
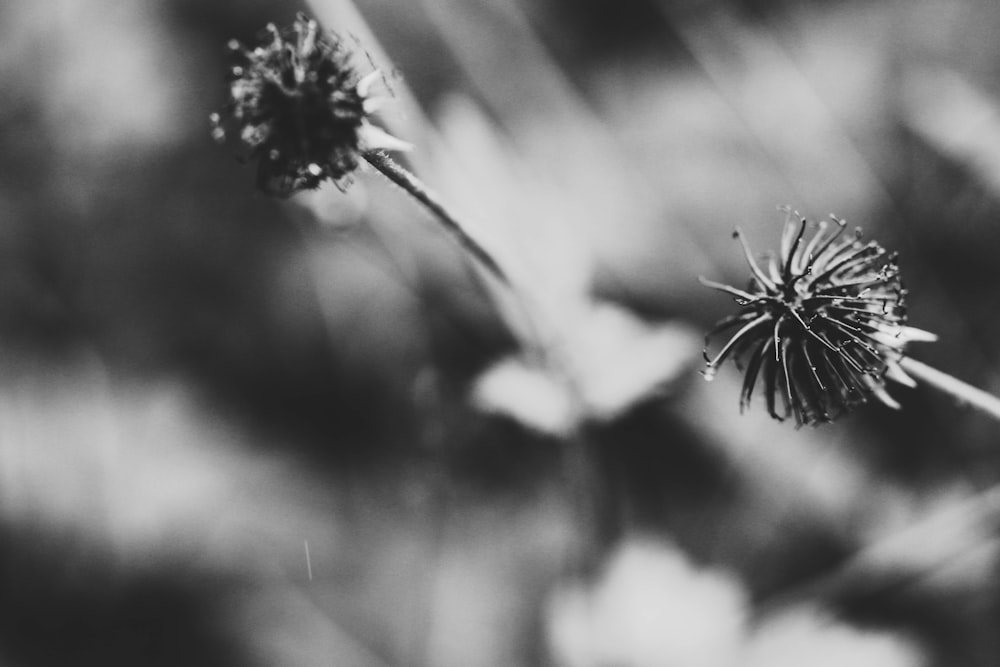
{"left": 700, "top": 208, "right": 935, "bottom": 425}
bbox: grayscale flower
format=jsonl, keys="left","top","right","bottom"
{"left": 701, "top": 208, "right": 936, "bottom": 426}
{"left": 210, "top": 13, "right": 408, "bottom": 197}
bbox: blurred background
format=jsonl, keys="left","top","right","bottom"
{"left": 1, "top": 0, "right": 1000, "bottom": 664}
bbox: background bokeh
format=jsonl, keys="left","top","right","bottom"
{"left": 1, "top": 0, "right": 1000, "bottom": 665}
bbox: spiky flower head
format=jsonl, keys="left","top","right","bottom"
{"left": 701, "top": 208, "right": 937, "bottom": 426}
{"left": 210, "top": 13, "right": 409, "bottom": 197}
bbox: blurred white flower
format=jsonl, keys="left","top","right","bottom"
{"left": 742, "top": 606, "right": 926, "bottom": 667}
{"left": 473, "top": 303, "right": 699, "bottom": 435}
{"left": 546, "top": 539, "right": 748, "bottom": 667}
{"left": 430, "top": 95, "right": 699, "bottom": 435}
{"left": 471, "top": 357, "right": 578, "bottom": 436}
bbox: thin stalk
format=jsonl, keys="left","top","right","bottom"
{"left": 562, "top": 423, "right": 622, "bottom": 579}
{"left": 900, "top": 356, "right": 1000, "bottom": 422}
{"left": 367, "top": 150, "right": 621, "bottom": 576}
{"left": 363, "top": 150, "right": 510, "bottom": 286}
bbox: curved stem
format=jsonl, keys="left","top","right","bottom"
{"left": 363, "top": 150, "right": 510, "bottom": 286}
{"left": 899, "top": 356, "right": 1000, "bottom": 422}
{"left": 366, "top": 151, "right": 621, "bottom": 575}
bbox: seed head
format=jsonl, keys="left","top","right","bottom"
{"left": 701, "top": 207, "right": 936, "bottom": 426}
{"left": 210, "top": 13, "right": 409, "bottom": 197}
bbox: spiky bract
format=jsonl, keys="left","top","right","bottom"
{"left": 701, "top": 208, "right": 935, "bottom": 426}
{"left": 210, "top": 13, "right": 395, "bottom": 196}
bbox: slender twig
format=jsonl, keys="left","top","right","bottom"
{"left": 363, "top": 150, "right": 510, "bottom": 286}
{"left": 368, "top": 144, "right": 620, "bottom": 579}
{"left": 900, "top": 356, "right": 1000, "bottom": 422}
{"left": 369, "top": 149, "right": 621, "bottom": 572}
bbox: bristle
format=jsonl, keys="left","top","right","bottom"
{"left": 702, "top": 209, "right": 931, "bottom": 425}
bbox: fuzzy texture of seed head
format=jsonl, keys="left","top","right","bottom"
{"left": 210, "top": 13, "right": 403, "bottom": 196}
{"left": 701, "top": 208, "right": 936, "bottom": 426}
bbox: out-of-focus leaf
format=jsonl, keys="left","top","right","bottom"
{"left": 743, "top": 605, "right": 926, "bottom": 667}
{"left": 841, "top": 484, "right": 1000, "bottom": 594}
{"left": 902, "top": 68, "right": 1000, "bottom": 196}
{"left": 1, "top": 0, "right": 190, "bottom": 158}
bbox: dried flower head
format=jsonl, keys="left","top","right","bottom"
{"left": 701, "top": 208, "right": 936, "bottom": 426}
{"left": 210, "top": 13, "right": 409, "bottom": 197}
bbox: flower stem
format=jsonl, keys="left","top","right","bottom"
{"left": 362, "top": 150, "right": 510, "bottom": 286}
{"left": 900, "top": 356, "right": 1000, "bottom": 422}
{"left": 562, "top": 425, "right": 622, "bottom": 578}
{"left": 364, "top": 151, "right": 620, "bottom": 574}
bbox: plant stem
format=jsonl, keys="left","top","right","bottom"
{"left": 365, "top": 150, "right": 621, "bottom": 575}
{"left": 562, "top": 424, "right": 622, "bottom": 578}
{"left": 363, "top": 150, "right": 510, "bottom": 286}
{"left": 900, "top": 356, "right": 1000, "bottom": 422}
